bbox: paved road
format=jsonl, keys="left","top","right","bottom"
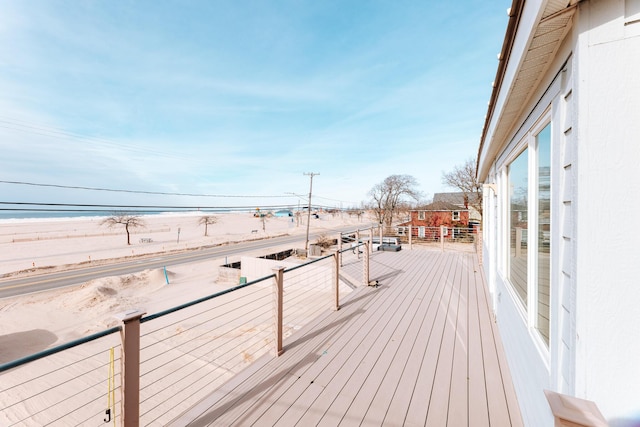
{"left": 0, "top": 225, "right": 370, "bottom": 299}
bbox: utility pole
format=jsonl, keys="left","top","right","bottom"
{"left": 304, "top": 172, "right": 319, "bottom": 255}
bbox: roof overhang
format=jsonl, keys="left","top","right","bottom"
{"left": 477, "top": 0, "right": 580, "bottom": 182}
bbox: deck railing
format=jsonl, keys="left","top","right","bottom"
{"left": 0, "top": 328, "right": 122, "bottom": 426}
{"left": 0, "top": 231, "right": 372, "bottom": 426}
{"left": 395, "top": 225, "right": 478, "bottom": 251}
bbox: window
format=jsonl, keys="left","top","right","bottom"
{"left": 418, "top": 211, "right": 425, "bottom": 220}
{"left": 508, "top": 148, "right": 529, "bottom": 308}
{"left": 536, "top": 124, "right": 551, "bottom": 345}
{"left": 504, "top": 119, "right": 552, "bottom": 348}
{"left": 452, "top": 211, "right": 460, "bottom": 221}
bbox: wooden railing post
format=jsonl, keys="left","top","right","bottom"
{"left": 440, "top": 225, "right": 445, "bottom": 252}
{"left": 116, "top": 309, "right": 146, "bottom": 427}
{"left": 363, "top": 242, "right": 370, "bottom": 286}
{"left": 409, "top": 225, "right": 412, "bottom": 250}
{"left": 356, "top": 230, "right": 361, "bottom": 259}
{"left": 272, "top": 266, "right": 285, "bottom": 356}
{"left": 338, "top": 233, "right": 343, "bottom": 267}
{"left": 333, "top": 251, "right": 340, "bottom": 311}
{"left": 544, "top": 390, "right": 607, "bottom": 427}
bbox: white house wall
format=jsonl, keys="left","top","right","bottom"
{"left": 491, "top": 57, "right": 569, "bottom": 427}
{"left": 573, "top": 0, "right": 640, "bottom": 421}
{"left": 481, "top": 0, "right": 640, "bottom": 424}
{"left": 552, "top": 43, "right": 576, "bottom": 399}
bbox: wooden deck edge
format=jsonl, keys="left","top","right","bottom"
{"left": 476, "top": 258, "right": 525, "bottom": 426}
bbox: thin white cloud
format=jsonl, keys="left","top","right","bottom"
{"left": 0, "top": 1, "right": 510, "bottom": 207}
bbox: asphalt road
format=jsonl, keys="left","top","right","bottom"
{"left": 0, "top": 225, "right": 369, "bottom": 299}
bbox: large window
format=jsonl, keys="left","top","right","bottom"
{"left": 504, "top": 120, "right": 552, "bottom": 348}
{"left": 536, "top": 124, "right": 551, "bottom": 345}
{"left": 508, "top": 149, "right": 529, "bottom": 308}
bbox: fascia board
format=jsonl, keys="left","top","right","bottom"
{"left": 478, "top": 0, "right": 546, "bottom": 181}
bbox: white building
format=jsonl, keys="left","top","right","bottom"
{"left": 477, "top": 0, "right": 640, "bottom": 425}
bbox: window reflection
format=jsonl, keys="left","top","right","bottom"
{"left": 537, "top": 124, "right": 551, "bottom": 345}
{"left": 509, "top": 148, "right": 528, "bottom": 308}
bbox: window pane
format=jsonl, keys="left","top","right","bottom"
{"left": 537, "top": 124, "right": 551, "bottom": 345}
{"left": 509, "top": 148, "right": 528, "bottom": 308}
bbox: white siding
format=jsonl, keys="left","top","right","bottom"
{"left": 552, "top": 54, "right": 576, "bottom": 396}
{"left": 481, "top": 1, "right": 640, "bottom": 423}
{"left": 573, "top": 0, "right": 640, "bottom": 419}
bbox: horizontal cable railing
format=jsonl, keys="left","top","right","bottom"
{"left": 396, "top": 225, "right": 477, "bottom": 251}
{"left": 137, "top": 275, "right": 275, "bottom": 424}
{"left": 0, "top": 229, "right": 372, "bottom": 426}
{"left": 0, "top": 328, "right": 122, "bottom": 426}
{"left": 283, "top": 255, "right": 338, "bottom": 338}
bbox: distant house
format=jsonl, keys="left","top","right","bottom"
{"left": 397, "top": 201, "right": 469, "bottom": 238}
{"left": 433, "top": 192, "right": 481, "bottom": 223}
{"left": 477, "top": 0, "right": 640, "bottom": 425}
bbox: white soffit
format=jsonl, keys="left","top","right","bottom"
{"left": 481, "top": 2, "right": 576, "bottom": 178}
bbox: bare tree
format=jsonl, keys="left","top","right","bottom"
{"left": 198, "top": 215, "right": 218, "bottom": 236}
{"left": 346, "top": 208, "right": 364, "bottom": 222}
{"left": 441, "top": 158, "right": 483, "bottom": 219}
{"left": 368, "top": 175, "right": 421, "bottom": 227}
{"left": 101, "top": 213, "right": 146, "bottom": 245}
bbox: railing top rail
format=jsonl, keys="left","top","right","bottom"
{"left": 339, "top": 226, "right": 377, "bottom": 235}
{"left": 0, "top": 325, "right": 121, "bottom": 373}
{"left": 141, "top": 273, "right": 276, "bottom": 324}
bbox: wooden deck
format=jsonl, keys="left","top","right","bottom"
{"left": 171, "top": 248, "right": 523, "bottom": 426}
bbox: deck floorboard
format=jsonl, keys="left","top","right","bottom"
{"left": 171, "top": 248, "right": 522, "bottom": 427}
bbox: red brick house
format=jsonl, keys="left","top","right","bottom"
{"left": 398, "top": 201, "right": 470, "bottom": 238}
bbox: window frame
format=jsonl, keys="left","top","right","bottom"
{"left": 498, "top": 111, "right": 553, "bottom": 352}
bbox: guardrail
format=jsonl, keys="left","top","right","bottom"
{"left": 394, "top": 225, "right": 477, "bottom": 251}
{"left": 0, "top": 328, "right": 122, "bottom": 426}
{"left": 0, "top": 236, "right": 371, "bottom": 426}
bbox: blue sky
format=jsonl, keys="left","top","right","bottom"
{"left": 0, "top": 1, "right": 509, "bottom": 211}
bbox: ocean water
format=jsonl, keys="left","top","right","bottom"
{"left": 0, "top": 209, "right": 239, "bottom": 222}
{"left": 0, "top": 210, "right": 123, "bottom": 220}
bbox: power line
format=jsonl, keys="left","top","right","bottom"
{"left": 0, "top": 180, "right": 289, "bottom": 199}
{"left": 0, "top": 116, "right": 363, "bottom": 206}
{"left": 0, "top": 202, "right": 335, "bottom": 212}
{"left": 0, "top": 180, "right": 361, "bottom": 206}
{"left": 0, "top": 117, "right": 190, "bottom": 160}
